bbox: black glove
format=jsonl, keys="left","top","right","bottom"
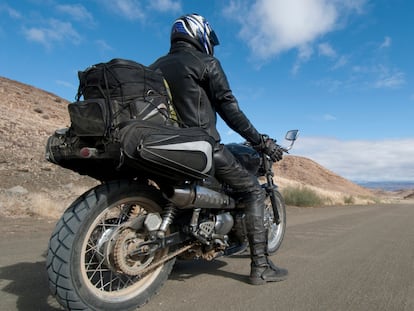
{"left": 256, "top": 135, "right": 284, "bottom": 162}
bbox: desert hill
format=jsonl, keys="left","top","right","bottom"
{"left": 273, "top": 156, "right": 373, "bottom": 197}
{"left": 0, "top": 76, "right": 398, "bottom": 218}
{"left": 0, "top": 76, "right": 98, "bottom": 218}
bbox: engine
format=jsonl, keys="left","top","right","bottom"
{"left": 197, "top": 212, "right": 234, "bottom": 242}
{"left": 178, "top": 209, "right": 247, "bottom": 261}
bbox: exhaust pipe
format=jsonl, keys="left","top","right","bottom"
{"left": 167, "top": 185, "right": 235, "bottom": 209}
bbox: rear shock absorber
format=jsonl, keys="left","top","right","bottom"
{"left": 157, "top": 203, "right": 177, "bottom": 238}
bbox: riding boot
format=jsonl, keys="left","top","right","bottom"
{"left": 245, "top": 196, "right": 288, "bottom": 285}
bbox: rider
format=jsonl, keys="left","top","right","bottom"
{"left": 150, "top": 13, "right": 288, "bottom": 285}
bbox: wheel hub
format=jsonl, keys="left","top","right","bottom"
{"left": 113, "top": 229, "right": 155, "bottom": 276}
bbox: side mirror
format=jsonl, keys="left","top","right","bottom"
{"left": 285, "top": 129, "right": 299, "bottom": 141}
{"left": 283, "top": 129, "right": 299, "bottom": 151}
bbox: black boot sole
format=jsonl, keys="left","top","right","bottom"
{"left": 248, "top": 273, "right": 288, "bottom": 285}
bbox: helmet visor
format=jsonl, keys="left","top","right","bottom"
{"left": 210, "top": 30, "right": 220, "bottom": 46}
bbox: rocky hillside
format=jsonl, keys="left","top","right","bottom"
{"left": 0, "top": 76, "right": 404, "bottom": 218}
{"left": 0, "top": 76, "right": 97, "bottom": 218}
{"left": 273, "top": 156, "right": 373, "bottom": 197}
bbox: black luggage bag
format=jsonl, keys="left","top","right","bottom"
{"left": 119, "top": 121, "right": 215, "bottom": 181}
{"left": 46, "top": 121, "right": 215, "bottom": 182}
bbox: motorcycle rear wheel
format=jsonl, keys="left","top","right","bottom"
{"left": 265, "top": 189, "right": 286, "bottom": 254}
{"left": 46, "top": 180, "right": 175, "bottom": 311}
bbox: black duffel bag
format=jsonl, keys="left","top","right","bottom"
{"left": 69, "top": 58, "right": 177, "bottom": 137}
{"left": 77, "top": 58, "right": 168, "bottom": 101}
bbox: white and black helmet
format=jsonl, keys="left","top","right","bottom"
{"left": 171, "top": 13, "right": 219, "bottom": 55}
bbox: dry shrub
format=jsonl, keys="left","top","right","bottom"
{"left": 29, "top": 193, "right": 64, "bottom": 219}
{"left": 0, "top": 184, "right": 92, "bottom": 219}
{"left": 281, "top": 185, "right": 326, "bottom": 207}
{"left": 275, "top": 176, "right": 377, "bottom": 206}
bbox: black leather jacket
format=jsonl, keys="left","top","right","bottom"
{"left": 150, "top": 41, "right": 262, "bottom": 145}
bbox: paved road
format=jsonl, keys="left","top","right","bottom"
{"left": 1, "top": 203, "right": 413, "bottom": 311}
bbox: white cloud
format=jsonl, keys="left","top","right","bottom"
{"left": 239, "top": 0, "right": 337, "bottom": 59}
{"left": 292, "top": 44, "right": 314, "bottom": 74}
{"left": 341, "top": 0, "right": 368, "bottom": 13}
{"left": 148, "top": 0, "right": 182, "bottom": 12}
{"left": 0, "top": 4, "right": 22, "bottom": 19}
{"left": 318, "top": 42, "right": 337, "bottom": 58}
{"left": 315, "top": 63, "right": 406, "bottom": 91}
{"left": 24, "top": 28, "right": 46, "bottom": 44}
{"left": 56, "top": 4, "right": 95, "bottom": 25}
{"left": 95, "top": 39, "right": 113, "bottom": 51}
{"left": 323, "top": 114, "right": 337, "bottom": 121}
{"left": 109, "top": 0, "right": 146, "bottom": 21}
{"left": 313, "top": 78, "right": 344, "bottom": 92}
{"left": 226, "top": 129, "right": 236, "bottom": 136}
{"left": 293, "top": 136, "right": 414, "bottom": 181}
{"left": 56, "top": 80, "right": 74, "bottom": 88}
{"left": 374, "top": 71, "right": 405, "bottom": 89}
{"left": 353, "top": 65, "right": 406, "bottom": 89}
{"left": 379, "top": 36, "right": 392, "bottom": 49}
{"left": 104, "top": 0, "right": 181, "bottom": 21}
{"left": 23, "top": 19, "right": 81, "bottom": 48}
{"left": 332, "top": 55, "right": 349, "bottom": 70}
{"left": 225, "top": 0, "right": 367, "bottom": 60}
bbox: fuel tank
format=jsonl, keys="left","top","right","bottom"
{"left": 225, "top": 143, "right": 261, "bottom": 176}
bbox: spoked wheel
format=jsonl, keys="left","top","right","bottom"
{"left": 47, "top": 180, "right": 175, "bottom": 311}
{"left": 80, "top": 203, "right": 168, "bottom": 301}
{"left": 264, "top": 189, "right": 286, "bottom": 254}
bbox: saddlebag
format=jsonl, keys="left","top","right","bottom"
{"left": 45, "top": 128, "right": 128, "bottom": 181}
{"left": 46, "top": 121, "right": 215, "bottom": 182}
{"left": 119, "top": 121, "right": 215, "bottom": 180}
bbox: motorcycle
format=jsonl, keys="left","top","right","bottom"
{"left": 46, "top": 129, "right": 299, "bottom": 310}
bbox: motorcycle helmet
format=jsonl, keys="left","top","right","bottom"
{"left": 170, "top": 13, "right": 220, "bottom": 55}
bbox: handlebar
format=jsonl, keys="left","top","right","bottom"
{"left": 260, "top": 130, "right": 299, "bottom": 200}
{"left": 263, "top": 129, "right": 299, "bottom": 160}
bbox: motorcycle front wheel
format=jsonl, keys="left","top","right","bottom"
{"left": 264, "top": 188, "right": 286, "bottom": 254}
{"left": 46, "top": 180, "right": 175, "bottom": 311}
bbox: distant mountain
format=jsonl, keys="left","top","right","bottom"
{"left": 355, "top": 181, "right": 414, "bottom": 191}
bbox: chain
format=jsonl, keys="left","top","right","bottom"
{"left": 135, "top": 244, "right": 194, "bottom": 277}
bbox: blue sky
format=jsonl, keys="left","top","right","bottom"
{"left": 1, "top": 0, "right": 413, "bottom": 182}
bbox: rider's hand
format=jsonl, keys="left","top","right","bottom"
{"left": 257, "top": 135, "right": 284, "bottom": 162}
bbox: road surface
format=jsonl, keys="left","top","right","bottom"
{"left": 0, "top": 203, "right": 413, "bottom": 311}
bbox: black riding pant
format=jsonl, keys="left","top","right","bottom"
{"left": 214, "top": 144, "right": 268, "bottom": 260}
{"left": 213, "top": 144, "right": 265, "bottom": 218}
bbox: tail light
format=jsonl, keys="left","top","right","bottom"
{"left": 80, "top": 147, "right": 98, "bottom": 158}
